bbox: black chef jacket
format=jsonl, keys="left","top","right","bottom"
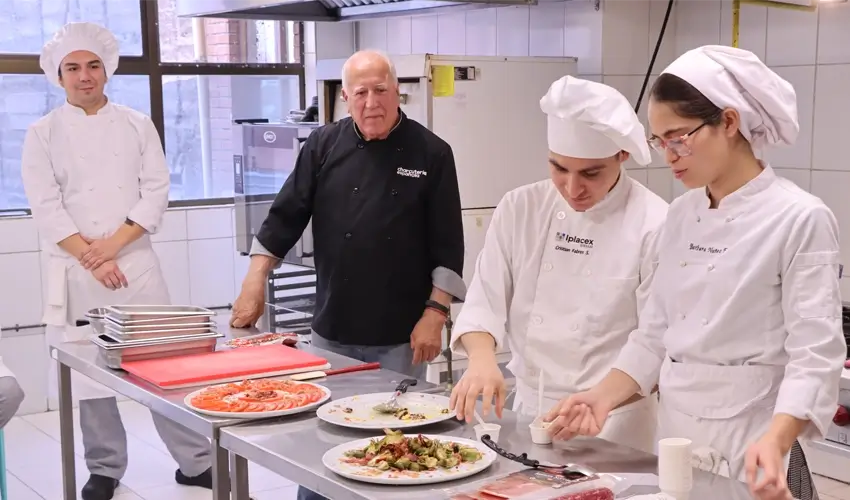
{"left": 255, "top": 112, "right": 465, "bottom": 346}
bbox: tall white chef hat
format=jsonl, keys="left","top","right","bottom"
{"left": 39, "top": 22, "right": 120, "bottom": 88}
{"left": 661, "top": 45, "right": 798, "bottom": 154}
{"left": 540, "top": 76, "right": 652, "bottom": 166}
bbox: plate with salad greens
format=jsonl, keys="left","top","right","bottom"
{"left": 322, "top": 429, "right": 498, "bottom": 485}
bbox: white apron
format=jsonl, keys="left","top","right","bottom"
{"left": 511, "top": 178, "right": 658, "bottom": 454}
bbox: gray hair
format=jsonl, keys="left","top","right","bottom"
{"left": 341, "top": 50, "right": 398, "bottom": 91}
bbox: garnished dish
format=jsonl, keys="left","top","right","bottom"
{"left": 317, "top": 392, "right": 456, "bottom": 429}
{"left": 322, "top": 430, "right": 497, "bottom": 485}
{"left": 342, "top": 429, "right": 484, "bottom": 472}
{"left": 224, "top": 332, "right": 298, "bottom": 348}
{"left": 184, "top": 379, "right": 330, "bottom": 419}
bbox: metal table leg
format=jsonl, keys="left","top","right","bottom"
{"left": 211, "top": 434, "right": 231, "bottom": 500}
{"left": 58, "top": 359, "right": 76, "bottom": 500}
{"left": 230, "top": 453, "right": 250, "bottom": 500}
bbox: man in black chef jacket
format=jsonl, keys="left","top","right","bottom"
{"left": 231, "top": 50, "right": 466, "bottom": 382}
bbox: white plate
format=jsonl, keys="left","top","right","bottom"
{"left": 184, "top": 380, "right": 331, "bottom": 419}
{"left": 322, "top": 434, "right": 497, "bottom": 485}
{"left": 316, "top": 392, "right": 457, "bottom": 429}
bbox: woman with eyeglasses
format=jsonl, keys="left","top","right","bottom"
{"left": 544, "top": 45, "right": 844, "bottom": 500}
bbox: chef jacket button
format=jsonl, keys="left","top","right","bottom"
{"left": 707, "top": 264, "right": 715, "bottom": 271}
{"left": 387, "top": 236, "right": 392, "bottom": 240}
{"left": 556, "top": 211, "right": 566, "bottom": 220}
{"left": 532, "top": 316, "right": 542, "bottom": 325}
{"left": 542, "top": 262, "right": 553, "bottom": 271}
{"left": 584, "top": 270, "right": 591, "bottom": 276}
{"left": 113, "top": 151, "right": 119, "bottom": 156}
{"left": 696, "top": 216, "right": 701, "bottom": 223}
{"left": 679, "top": 313, "right": 686, "bottom": 320}
{"left": 701, "top": 318, "right": 708, "bottom": 325}
{"left": 397, "top": 147, "right": 404, "bottom": 152}
{"left": 344, "top": 232, "right": 352, "bottom": 239}
{"left": 79, "top": 154, "right": 85, "bottom": 159}
{"left": 352, "top": 187, "right": 359, "bottom": 194}
{"left": 725, "top": 216, "right": 733, "bottom": 223}
{"left": 357, "top": 143, "right": 365, "bottom": 149}
{"left": 679, "top": 261, "right": 687, "bottom": 267}
{"left": 571, "top": 324, "right": 578, "bottom": 332}
{"left": 391, "top": 189, "right": 398, "bottom": 196}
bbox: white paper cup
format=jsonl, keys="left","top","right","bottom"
{"left": 474, "top": 423, "right": 501, "bottom": 442}
{"left": 529, "top": 417, "right": 552, "bottom": 445}
{"left": 658, "top": 437, "right": 693, "bottom": 495}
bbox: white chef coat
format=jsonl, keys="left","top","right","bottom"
{"left": 614, "top": 165, "right": 845, "bottom": 480}
{"left": 452, "top": 170, "right": 669, "bottom": 452}
{"left": 21, "top": 100, "right": 171, "bottom": 401}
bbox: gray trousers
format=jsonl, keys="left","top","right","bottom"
{"left": 297, "top": 332, "right": 425, "bottom": 500}
{"left": 80, "top": 397, "right": 211, "bottom": 480}
{"left": 0, "top": 376, "right": 24, "bottom": 428}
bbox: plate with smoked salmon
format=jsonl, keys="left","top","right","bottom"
{"left": 184, "top": 378, "right": 331, "bottom": 419}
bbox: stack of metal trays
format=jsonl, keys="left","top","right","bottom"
{"left": 86, "top": 305, "right": 223, "bottom": 369}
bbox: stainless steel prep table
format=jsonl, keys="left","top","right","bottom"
{"left": 52, "top": 322, "right": 416, "bottom": 500}
{"left": 221, "top": 405, "right": 755, "bottom": 500}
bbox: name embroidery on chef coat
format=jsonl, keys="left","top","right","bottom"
{"left": 688, "top": 242, "right": 728, "bottom": 255}
{"left": 554, "top": 232, "right": 594, "bottom": 256}
{"left": 396, "top": 167, "right": 427, "bottom": 178}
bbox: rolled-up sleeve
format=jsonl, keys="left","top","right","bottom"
{"left": 451, "top": 198, "right": 512, "bottom": 356}
{"left": 427, "top": 146, "right": 466, "bottom": 300}
{"left": 775, "top": 204, "right": 845, "bottom": 439}
{"left": 127, "top": 117, "right": 170, "bottom": 233}
{"left": 612, "top": 224, "right": 668, "bottom": 396}
{"left": 21, "top": 126, "right": 79, "bottom": 244}
{"left": 254, "top": 131, "right": 321, "bottom": 259}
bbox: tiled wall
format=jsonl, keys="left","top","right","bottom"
{"left": 355, "top": 0, "right": 850, "bottom": 295}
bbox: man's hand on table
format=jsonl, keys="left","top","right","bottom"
{"left": 410, "top": 309, "right": 445, "bottom": 365}
{"left": 231, "top": 275, "right": 266, "bottom": 327}
{"left": 544, "top": 389, "right": 612, "bottom": 441}
{"left": 449, "top": 354, "right": 506, "bottom": 422}
{"left": 92, "top": 260, "right": 128, "bottom": 290}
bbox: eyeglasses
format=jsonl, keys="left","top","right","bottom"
{"left": 647, "top": 121, "right": 710, "bottom": 158}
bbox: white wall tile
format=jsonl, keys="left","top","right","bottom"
{"left": 774, "top": 168, "right": 811, "bottom": 191}
{"left": 152, "top": 241, "right": 191, "bottom": 305}
{"left": 647, "top": 168, "right": 674, "bottom": 202}
{"left": 411, "top": 16, "right": 439, "bottom": 55}
{"left": 812, "top": 64, "right": 850, "bottom": 172}
{"left": 673, "top": 0, "right": 721, "bottom": 56}
{"left": 765, "top": 8, "right": 818, "bottom": 67}
{"left": 565, "top": 0, "right": 604, "bottom": 75}
{"left": 185, "top": 207, "right": 234, "bottom": 240}
{"left": 150, "top": 209, "right": 187, "bottom": 243}
{"left": 386, "top": 18, "right": 413, "bottom": 55}
{"left": 0, "top": 218, "right": 40, "bottom": 254}
{"left": 188, "top": 238, "right": 236, "bottom": 307}
{"left": 720, "top": 1, "right": 767, "bottom": 61}
{"left": 601, "top": 0, "right": 649, "bottom": 75}
{"left": 0, "top": 252, "right": 43, "bottom": 326}
{"left": 465, "top": 9, "right": 498, "bottom": 56}
{"left": 630, "top": 168, "right": 649, "bottom": 186}
{"left": 358, "top": 19, "right": 388, "bottom": 51}
{"left": 437, "top": 13, "right": 467, "bottom": 55}
{"left": 529, "top": 2, "right": 565, "bottom": 57}
{"left": 763, "top": 65, "right": 815, "bottom": 170}
{"left": 315, "top": 22, "right": 356, "bottom": 60}
{"left": 811, "top": 171, "right": 850, "bottom": 267}
{"left": 817, "top": 4, "right": 850, "bottom": 65}
{"left": 497, "top": 6, "right": 530, "bottom": 57}
{"left": 648, "top": 0, "right": 678, "bottom": 72}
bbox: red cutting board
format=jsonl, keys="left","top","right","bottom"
{"left": 120, "top": 344, "right": 330, "bottom": 389}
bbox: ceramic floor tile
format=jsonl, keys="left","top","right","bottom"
{"left": 7, "top": 471, "right": 45, "bottom": 500}
{"left": 118, "top": 435, "right": 180, "bottom": 491}
{"left": 815, "top": 474, "right": 850, "bottom": 495}
{"left": 252, "top": 485, "right": 299, "bottom": 500}
{"left": 135, "top": 483, "right": 222, "bottom": 499}
{"left": 829, "top": 485, "right": 850, "bottom": 500}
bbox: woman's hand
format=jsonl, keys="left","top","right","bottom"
{"left": 745, "top": 435, "right": 793, "bottom": 500}
{"left": 544, "top": 389, "right": 614, "bottom": 441}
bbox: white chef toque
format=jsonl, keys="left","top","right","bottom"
{"left": 540, "top": 76, "right": 652, "bottom": 166}
{"left": 39, "top": 22, "right": 120, "bottom": 88}
{"left": 661, "top": 45, "right": 798, "bottom": 155}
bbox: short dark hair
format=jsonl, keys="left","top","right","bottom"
{"left": 650, "top": 73, "right": 723, "bottom": 126}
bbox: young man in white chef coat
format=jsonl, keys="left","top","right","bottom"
{"left": 448, "top": 76, "right": 669, "bottom": 454}
{"left": 547, "top": 46, "right": 844, "bottom": 500}
{"left": 21, "top": 22, "right": 213, "bottom": 500}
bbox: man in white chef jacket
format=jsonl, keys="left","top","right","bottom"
{"left": 448, "top": 76, "right": 669, "bottom": 454}
{"left": 21, "top": 22, "right": 212, "bottom": 500}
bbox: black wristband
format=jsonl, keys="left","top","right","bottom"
{"left": 425, "top": 299, "right": 449, "bottom": 316}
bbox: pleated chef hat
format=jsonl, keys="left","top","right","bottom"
{"left": 39, "top": 22, "right": 120, "bottom": 88}
{"left": 661, "top": 45, "right": 798, "bottom": 154}
{"left": 540, "top": 76, "right": 652, "bottom": 166}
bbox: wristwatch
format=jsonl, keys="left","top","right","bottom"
{"left": 425, "top": 299, "right": 450, "bottom": 316}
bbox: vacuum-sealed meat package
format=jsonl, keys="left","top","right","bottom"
{"left": 442, "top": 468, "right": 624, "bottom": 500}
